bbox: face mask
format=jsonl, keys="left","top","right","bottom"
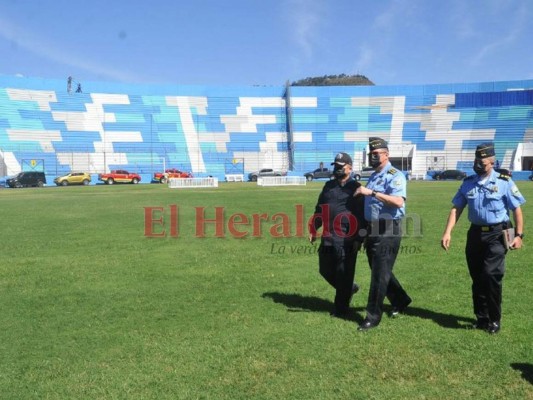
{"left": 369, "top": 153, "right": 381, "bottom": 168}
{"left": 473, "top": 160, "right": 486, "bottom": 175}
{"left": 333, "top": 164, "right": 347, "bottom": 179}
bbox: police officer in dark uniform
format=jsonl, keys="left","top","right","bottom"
{"left": 354, "top": 137, "right": 412, "bottom": 331}
{"left": 441, "top": 142, "right": 525, "bottom": 334}
{"left": 309, "top": 152, "right": 365, "bottom": 318}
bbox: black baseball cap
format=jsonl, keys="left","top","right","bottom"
{"left": 331, "top": 152, "right": 352, "bottom": 165}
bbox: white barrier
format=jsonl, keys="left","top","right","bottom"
{"left": 257, "top": 176, "right": 307, "bottom": 186}
{"left": 168, "top": 177, "right": 219, "bottom": 188}
{"left": 409, "top": 173, "right": 426, "bottom": 180}
{"left": 225, "top": 174, "right": 244, "bottom": 182}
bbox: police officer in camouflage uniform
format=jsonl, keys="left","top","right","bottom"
{"left": 355, "top": 137, "right": 412, "bottom": 331}
{"left": 441, "top": 142, "right": 525, "bottom": 334}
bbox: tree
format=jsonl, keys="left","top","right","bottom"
{"left": 291, "top": 74, "right": 374, "bottom": 86}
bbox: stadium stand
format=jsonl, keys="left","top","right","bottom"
{"left": 0, "top": 74, "right": 532, "bottom": 183}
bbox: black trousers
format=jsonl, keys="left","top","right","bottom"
{"left": 364, "top": 220, "right": 411, "bottom": 323}
{"left": 466, "top": 226, "right": 506, "bottom": 323}
{"left": 319, "top": 242, "right": 359, "bottom": 314}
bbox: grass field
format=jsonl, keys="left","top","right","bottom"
{"left": 1, "top": 181, "right": 532, "bottom": 399}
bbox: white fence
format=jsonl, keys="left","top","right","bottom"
{"left": 168, "top": 177, "right": 219, "bottom": 188}
{"left": 224, "top": 174, "right": 244, "bottom": 182}
{"left": 257, "top": 176, "right": 307, "bottom": 186}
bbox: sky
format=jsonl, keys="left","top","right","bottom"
{"left": 0, "top": 0, "right": 531, "bottom": 87}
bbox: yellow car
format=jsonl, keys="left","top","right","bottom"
{"left": 54, "top": 172, "right": 91, "bottom": 186}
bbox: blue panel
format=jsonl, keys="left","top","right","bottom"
{"left": 456, "top": 91, "right": 533, "bottom": 107}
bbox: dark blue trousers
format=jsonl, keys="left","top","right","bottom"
{"left": 466, "top": 226, "right": 506, "bottom": 323}
{"left": 364, "top": 220, "right": 411, "bottom": 323}
{"left": 319, "top": 243, "right": 359, "bottom": 314}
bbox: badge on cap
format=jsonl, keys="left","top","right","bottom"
{"left": 475, "top": 142, "right": 495, "bottom": 159}
{"left": 369, "top": 137, "right": 388, "bottom": 151}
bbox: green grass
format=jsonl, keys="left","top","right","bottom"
{"left": 1, "top": 182, "right": 532, "bottom": 399}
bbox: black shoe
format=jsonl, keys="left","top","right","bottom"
{"left": 391, "top": 297, "right": 412, "bottom": 317}
{"left": 358, "top": 318, "right": 379, "bottom": 331}
{"left": 472, "top": 319, "right": 489, "bottom": 330}
{"left": 349, "top": 283, "right": 360, "bottom": 303}
{"left": 487, "top": 321, "right": 500, "bottom": 334}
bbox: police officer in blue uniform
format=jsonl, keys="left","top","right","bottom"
{"left": 309, "top": 152, "right": 365, "bottom": 318}
{"left": 355, "top": 137, "right": 412, "bottom": 331}
{"left": 441, "top": 142, "right": 525, "bottom": 334}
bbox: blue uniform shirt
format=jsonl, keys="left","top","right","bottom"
{"left": 452, "top": 169, "right": 526, "bottom": 225}
{"left": 364, "top": 162, "right": 407, "bottom": 221}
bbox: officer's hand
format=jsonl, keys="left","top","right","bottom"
{"left": 309, "top": 234, "right": 316, "bottom": 244}
{"left": 355, "top": 186, "right": 371, "bottom": 197}
{"left": 441, "top": 234, "right": 451, "bottom": 251}
{"left": 510, "top": 236, "right": 522, "bottom": 250}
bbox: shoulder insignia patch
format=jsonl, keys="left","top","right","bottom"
{"left": 511, "top": 185, "right": 521, "bottom": 196}
{"left": 497, "top": 173, "right": 510, "bottom": 181}
{"left": 388, "top": 168, "right": 397, "bottom": 175}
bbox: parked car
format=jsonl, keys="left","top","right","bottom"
{"left": 248, "top": 168, "right": 287, "bottom": 182}
{"left": 495, "top": 168, "right": 512, "bottom": 178}
{"left": 54, "top": 172, "right": 91, "bottom": 186}
{"left": 153, "top": 168, "right": 193, "bottom": 184}
{"left": 529, "top": 173, "right": 533, "bottom": 181}
{"left": 6, "top": 171, "right": 47, "bottom": 188}
{"left": 353, "top": 167, "right": 375, "bottom": 181}
{"left": 98, "top": 170, "right": 141, "bottom": 184}
{"left": 432, "top": 170, "right": 467, "bottom": 180}
{"left": 303, "top": 168, "right": 332, "bottom": 181}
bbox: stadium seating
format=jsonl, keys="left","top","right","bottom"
{"left": 1, "top": 74, "right": 532, "bottom": 182}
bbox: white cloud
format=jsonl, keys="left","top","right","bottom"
{"left": 448, "top": 1, "right": 479, "bottom": 39}
{"left": 469, "top": 1, "right": 530, "bottom": 65}
{"left": 0, "top": 14, "right": 144, "bottom": 82}
{"left": 354, "top": 45, "right": 374, "bottom": 76}
{"left": 284, "top": 0, "right": 324, "bottom": 60}
{"left": 372, "top": 0, "right": 418, "bottom": 32}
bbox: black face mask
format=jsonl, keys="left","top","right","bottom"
{"left": 333, "top": 164, "right": 347, "bottom": 179}
{"left": 369, "top": 153, "right": 381, "bottom": 168}
{"left": 473, "top": 160, "right": 486, "bottom": 175}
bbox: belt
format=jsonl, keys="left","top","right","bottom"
{"left": 470, "top": 222, "right": 508, "bottom": 232}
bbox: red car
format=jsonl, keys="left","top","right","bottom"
{"left": 98, "top": 170, "right": 141, "bottom": 184}
{"left": 153, "top": 168, "right": 193, "bottom": 184}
